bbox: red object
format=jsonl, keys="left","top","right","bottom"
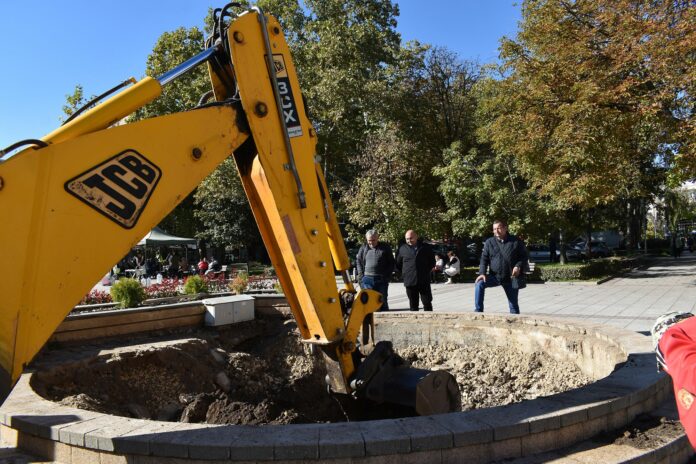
{"left": 659, "top": 316, "right": 696, "bottom": 450}
{"left": 197, "top": 260, "right": 209, "bottom": 273}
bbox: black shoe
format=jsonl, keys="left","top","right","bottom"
{"left": 410, "top": 308, "right": 419, "bottom": 311}
{"left": 424, "top": 308, "right": 433, "bottom": 312}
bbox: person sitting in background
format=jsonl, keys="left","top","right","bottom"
{"left": 431, "top": 254, "right": 445, "bottom": 283}
{"left": 197, "top": 257, "right": 209, "bottom": 275}
{"left": 444, "top": 250, "right": 461, "bottom": 284}
{"left": 206, "top": 257, "right": 222, "bottom": 275}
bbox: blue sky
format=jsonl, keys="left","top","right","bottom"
{"left": 0, "top": 1, "right": 520, "bottom": 149}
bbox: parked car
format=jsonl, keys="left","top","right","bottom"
{"left": 527, "top": 244, "right": 560, "bottom": 263}
{"left": 570, "top": 241, "right": 610, "bottom": 259}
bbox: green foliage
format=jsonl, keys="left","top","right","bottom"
{"left": 273, "top": 281, "right": 284, "bottom": 294}
{"left": 479, "top": 0, "right": 694, "bottom": 208}
{"left": 61, "top": 85, "right": 87, "bottom": 122}
{"left": 130, "top": 26, "right": 211, "bottom": 237}
{"left": 538, "top": 257, "right": 639, "bottom": 281}
{"left": 183, "top": 275, "right": 208, "bottom": 295}
{"left": 194, "top": 158, "right": 261, "bottom": 249}
{"left": 229, "top": 271, "right": 249, "bottom": 294}
{"left": 433, "top": 141, "right": 555, "bottom": 241}
{"left": 110, "top": 278, "right": 147, "bottom": 308}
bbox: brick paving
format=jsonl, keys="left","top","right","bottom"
{"left": 386, "top": 254, "right": 696, "bottom": 333}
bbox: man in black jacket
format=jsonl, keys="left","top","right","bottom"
{"left": 396, "top": 230, "right": 436, "bottom": 311}
{"left": 475, "top": 219, "right": 529, "bottom": 314}
{"left": 355, "top": 229, "right": 395, "bottom": 311}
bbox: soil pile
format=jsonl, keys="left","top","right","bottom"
{"left": 400, "top": 344, "right": 591, "bottom": 410}
{"left": 34, "top": 315, "right": 592, "bottom": 424}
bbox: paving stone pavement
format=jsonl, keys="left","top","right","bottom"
{"left": 386, "top": 254, "right": 696, "bottom": 334}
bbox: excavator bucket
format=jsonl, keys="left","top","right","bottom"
{"left": 353, "top": 341, "right": 460, "bottom": 415}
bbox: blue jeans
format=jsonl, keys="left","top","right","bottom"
{"left": 474, "top": 274, "right": 519, "bottom": 314}
{"left": 361, "top": 275, "right": 389, "bottom": 311}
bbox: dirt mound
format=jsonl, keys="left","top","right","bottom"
{"left": 400, "top": 344, "right": 591, "bottom": 410}
{"left": 34, "top": 315, "right": 592, "bottom": 424}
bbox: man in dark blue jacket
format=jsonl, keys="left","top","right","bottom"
{"left": 356, "top": 229, "right": 395, "bottom": 311}
{"left": 396, "top": 230, "right": 435, "bottom": 311}
{"left": 475, "top": 219, "right": 528, "bottom": 314}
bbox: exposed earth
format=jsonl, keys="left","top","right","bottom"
{"left": 32, "top": 314, "right": 595, "bottom": 425}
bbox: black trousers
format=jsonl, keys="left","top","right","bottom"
{"left": 405, "top": 282, "right": 433, "bottom": 311}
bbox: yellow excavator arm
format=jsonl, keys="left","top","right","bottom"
{"left": 0, "top": 7, "right": 457, "bottom": 415}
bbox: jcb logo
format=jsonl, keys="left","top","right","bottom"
{"left": 65, "top": 150, "right": 161, "bottom": 229}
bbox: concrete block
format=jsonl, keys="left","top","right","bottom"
{"left": 14, "top": 432, "right": 58, "bottom": 462}
{"left": 57, "top": 415, "right": 115, "bottom": 446}
{"left": 83, "top": 417, "right": 147, "bottom": 451}
{"left": 147, "top": 423, "right": 200, "bottom": 458}
{"left": 269, "top": 423, "right": 320, "bottom": 460}
{"left": 442, "top": 444, "right": 491, "bottom": 464}
{"left": 72, "top": 442, "right": 105, "bottom": 464}
{"left": 202, "top": 295, "right": 254, "bottom": 326}
{"left": 318, "top": 422, "right": 365, "bottom": 458}
{"left": 581, "top": 415, "right": 608, "bottom": 438}
{"left": 398, "top": 449, "right": 443, "bottom": 464}
{"left": 466, "top": 407, "right": 530, "bottom": 440}
{"left": 490, "top": 437, "right": 521, "bottom": 461}
{"left": 521, "top": 430, "right": 560, "bottom": 456}
{"left": 99, "top": 451, "right": 132, "bottom": 464}
{"left": 555, "top": 422, "right": 584, "bottom": 449}
{"left": 175, "top": 425, "right": 232, "bottom": 460}
{"left": 607, "top": 408, "right": 629, "bottom": 431}
{"left": 0, "top": 424, "right": 18, "bottom": 446}
{"left": 227, "top": 425, "right": 275, "bottom": 461}
{"left": 431, "top": 413, "right": 493, "bottom": 446}
{"left": 112, "top": 420, "right": 182, "bottom": 456}
{"left": 397, "top": 416, "right": 453, "bottom": 451}
{"left": 359, "top": 418, "right": 410, "bottom": 456}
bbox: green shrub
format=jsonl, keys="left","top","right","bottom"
{"left": 538, "top": 256, "right": 639, "bottom": 281}
{"left": 183, "top": 275, "right": 208, "bottom": 295}
{"left": 110, "top": 278, "right": 146, "bottom": 308}
{"left": 273, "top": 280, "right": 284, "bottom": 294}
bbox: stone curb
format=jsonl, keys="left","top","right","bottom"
{"left": 0, "top": 313, "right": 673, "bottom": 463}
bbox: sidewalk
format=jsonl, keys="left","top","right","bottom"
{"left": 385, "top": 254, "right": 696, "bottom": 333}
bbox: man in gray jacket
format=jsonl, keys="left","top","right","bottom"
{"left": 356, "top": 230, "right": 395, "bottom": 311}
{"left": 475, "top": 219, "right": 528, "bottom": 314}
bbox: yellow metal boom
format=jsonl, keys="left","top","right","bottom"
{"left": 0, "top": 7, "right": 457, "bottom": 415}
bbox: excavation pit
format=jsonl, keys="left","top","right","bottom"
{"left": 0, "top": 309, "right": 670, "bottom": 463}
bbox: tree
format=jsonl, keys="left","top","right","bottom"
{"left": 260, "top": 0, "right": 402, "bottom": 181}
{"left": 480, "top": 0, "right": 694, "bottom": 211}
{"left": 193, "top": 158, "right": 261, "bottom": 251}
{"left": 433, "top": 141, "right": 555, "bottom": 241}
{"left": 343, "top": 124, "right": 443, "bottom": 244}
{"left": 61, "top": 85, "right": 87, "bottom": 122}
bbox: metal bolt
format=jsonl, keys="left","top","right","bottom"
{"left": 272, "top": 26, "right": 280, "bottom": 35}
{"left": 311, "top": 229, "right": 319, "bottom": 236}
{"left": 283, "top": 163, "right": 291, "bottom": 171}
{"left": 319, "top": 261, "right": 327, "bottom": 267}
{"left": 192, "top": 148, "right": 202, "bottom": 160}
{"left": 233, "top": 31, "right": 244, "bottom": 43}
{"left": 328, "top": 297, "right": 337, "bottom": 303}
{"left": 254, "top": 102, "right": 268, "bottom": 117}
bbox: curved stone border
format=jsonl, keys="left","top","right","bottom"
{"left": 0, "top": 313, "right": 671, "bottom": 463}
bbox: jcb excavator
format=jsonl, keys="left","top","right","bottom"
{"left": 0, "top": 5, "right": 458, "bottom": 415}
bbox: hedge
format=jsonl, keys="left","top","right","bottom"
{"left": 449, "top": 256, "right": 640, "bottom": 283}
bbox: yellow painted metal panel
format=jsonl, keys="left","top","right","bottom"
{"left": 0, "top": 104, "right": 248, "bottom": 385}
{"left": 228, "top": 12, "right": 367, "bottom": 344}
